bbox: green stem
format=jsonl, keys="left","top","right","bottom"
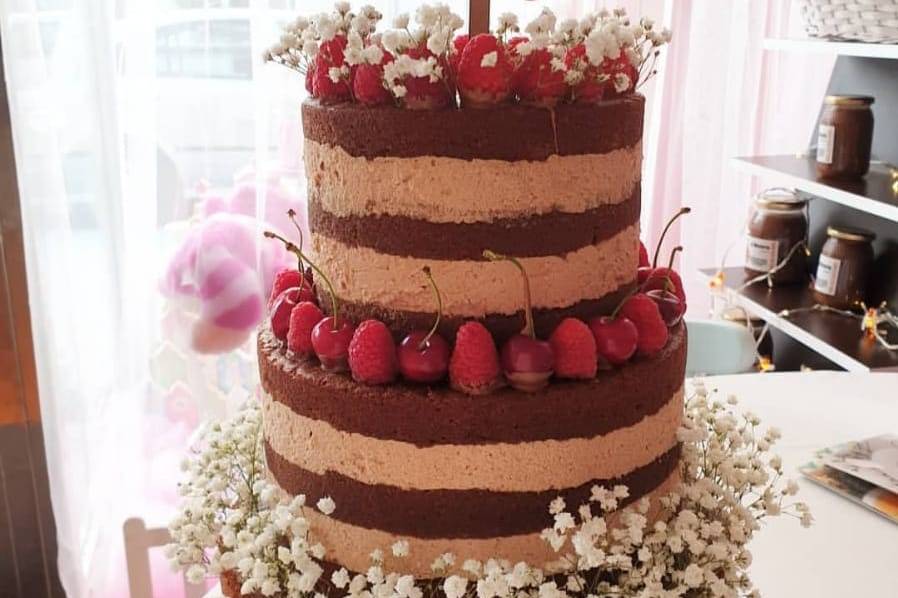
{"left": 483, "top": 249, "right": 534, "bottom": 338}
{"left": 652, "top": 206, "right": 691, "bottom": 268}
{"left": 264, "top": 230, "right": 340, "bottom": 328}
{"left": 420, "top": 266, "right": 442, "bottom": 350}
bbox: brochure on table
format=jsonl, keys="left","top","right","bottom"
{"left": 800, "top": 434, "right": 898, "bottom": 525}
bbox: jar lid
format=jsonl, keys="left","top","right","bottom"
{"left": 755, "top": 188, "right": 807, "bottom": 211}
{"left": 824, "top": 95, "right": 874, "bottom": 106}
{"left": 827, "top": 225, "right": 875, "bottom": 242}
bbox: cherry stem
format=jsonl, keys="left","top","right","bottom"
{"left": 483, "top": 249, "right": 535, "bottom": 339}
{"left": 610, "top": 287, "right": 637, "bottom": 319}
{"left": 652, "top": 206, "right": 691, "bottom": 269}
{"left": 420, "top": 266, "right": 442, "bottom": 351}
{"left": 667, "top": 245, "right": 682, "bottom": 270}
{"left": 286, "top": 209, "right": 305, "bottom": 274}
{"left": 264, "top": 230, "right": 340, "bottom": 329}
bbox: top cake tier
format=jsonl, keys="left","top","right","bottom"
{"left": 304, "top": 96, "right": 645, "bottom": 343}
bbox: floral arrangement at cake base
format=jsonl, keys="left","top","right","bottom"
{"left": 165, "top": 380, "right": 811, "bottom": 598}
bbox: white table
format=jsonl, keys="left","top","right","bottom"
{"left": 205, "top": 372, "right": 898, "bottom": 598}
{"left": 704, "top": 372, "right": 898, "bottom": 597}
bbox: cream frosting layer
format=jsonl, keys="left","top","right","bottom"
{"left": 311, "top": 225, "right": 638, "bottom": 317}
{"left": 305, "top": 470, "right": 680, "bottom": 578}
{"left": 263, "top": 387, "right": 683, "bottom": 492}
{"left": 304, "top": 139, "right": 642, "bottom": 224}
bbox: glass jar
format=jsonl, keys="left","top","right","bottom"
{"left": 744, "top": 189, "right": 809, "bottom": 286}
{"left": 813, "top": 225, "right": 875, "bottom": 310}
{"left": 815, "top": 95, "right": 874, "bottom": 181}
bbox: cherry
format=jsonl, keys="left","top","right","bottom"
{"left": 483, "top": 249, "right": 554, "bottom": 392}
{"left": 311, "top": 316, "right": 355, "bottom": 372}
{"left": 500, "top": 334, "right": 554, "bottom": 391}
{"left": 639, "top": 207, "right": 691, "bottom": 305}
{"left": 398, "top": 267, "right": 450, "bottom": 383}
{"left": 645, "top": 289, "right": 684, "bottom": 327}
{"left": 268, "top": 217, "right": 316, "bottom": 309}
{"left": 268, "top": 268, "right": 306, "bottom": 309}
{"left": 399, "top": 331, "right": 450, "bottom": 382}
{"left": 589, "top": 316, "right": 638, "bottom": 366}
{"left": 265, "top": 209, "right": 353, "bottom": 371}
{"left": 270, "top": 287, "right": 302, "bottom": 340}
{"left": 640, "top": 246, "right": 686, "bottom": 305}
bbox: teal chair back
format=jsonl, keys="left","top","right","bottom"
{"left": 684, "top": 319, "right": 758, "bottom": 377}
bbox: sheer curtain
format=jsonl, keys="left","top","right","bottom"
{"left": 1, "top": 1, "right": 465, "bottom": 596}
{"left": 643, "top": 0, "right": 835, "bottom": 312}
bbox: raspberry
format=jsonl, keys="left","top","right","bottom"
{"left": 456, "top": 34, "right": 514, "bottom": 106}
{"left": 269, "top": 268, "right": 304, "bottom": 307}
{"left": 638, "top": 241, "right": 650, "bottom": 268}
{"left": 549, "top": 318, "right": 597, "bottom": 379}
{"left": 287, "top": 302, "right": 324, "bottom": 357}
{"left": 513, "top": 46, "right": 567, "bottom": 106}
{"left": 352, "top": 52, "right": 393, "bottom": 106}
{"left": 449, "top": 321, "right": 501, "bottom": 395}
{"left": 448, "top": 34, "right": 469, "bottom": 82}
{"left": 619, "top": 294, "right": 669, "bottom": 356}
{"left": 564, "top": 43, "right": 605, "bottom": 103}
{"left": 348, "top": 320, "right": 398, "bottom": 385}
{"left": 602, "top": 55, "right": 638, "bottom": 96}
{"left": 400, "top": 46, "right": 453, "bottom": 109}
{"left": 312, "top": 36, "right": 351, "bottom": 103}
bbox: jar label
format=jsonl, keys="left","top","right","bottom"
{"left": 746, "top": 236, "right": 780, "bottom": 272}
{"left": 816, "top": 124, "right": 835, "bottom": 164}
{"left": 814, "top": 254, "right": 841, "bottom": 296}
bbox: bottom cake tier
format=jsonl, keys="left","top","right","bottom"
{"left": 258, "top": 323, "right": 686, "bottom": 577}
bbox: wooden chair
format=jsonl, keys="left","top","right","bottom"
{"left": 123, "top": 518, "right": 207, "bottom": 598}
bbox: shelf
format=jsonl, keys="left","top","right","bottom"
{"left": 731, "top": 155, "right": 898, "bottom": 222}
{"left": 700, "top": 267, "right": 898, "bottom": 372}
{"left": 763, "top": 37, "right": 898, "bottom": 59}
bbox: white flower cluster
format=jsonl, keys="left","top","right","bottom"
{"left": 168, "top": 382, "right": 809, "bottom": 597}
{"left": 165, "top": 400, "right": 333, "bottom": 597}
{"left": 264, "top": 2, "right": 383, "bottom": 77}
{"left": 380, "top": 3, "right": 464, "bottom": 101}
{"left": 515, "top": 7, "right": 672, "bottom": 93}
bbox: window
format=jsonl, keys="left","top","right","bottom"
{"left": 156, "top": 19, "right": 252, "bottom": 79}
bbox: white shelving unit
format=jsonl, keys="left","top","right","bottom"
{"left": 763, "top": 37, "right": 898, "bottom": 60}
{"left": 731, "top": 155, "right": 898, "bottom": 223}
{"left": 702, "top": 38, "right": 898, "bottom": 371}
{"left": 697, "top": 270, "right": 879, "bottom": 372}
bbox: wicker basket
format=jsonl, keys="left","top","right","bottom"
{"left": 799, "top": 0, "right": 898, "bottom": 42}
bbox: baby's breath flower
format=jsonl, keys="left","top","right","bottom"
{"left": 316, "top": 496, "right": 336, "bottom": 515}
{"left": 480, "top": 51, "right": 498, "bottom": 68}
{"left": 444, "top": 575, "right": 468, "bottom": 598}
{"left": 391, "top": 539, "right": 410, "bottom": 558}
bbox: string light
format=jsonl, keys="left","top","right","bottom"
{"left": 779, "top": 303, "right": 898, "bottom": 352}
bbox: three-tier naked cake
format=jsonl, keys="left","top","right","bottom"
{"left": 257, "top": 2, "right": 683, "bottom": 580}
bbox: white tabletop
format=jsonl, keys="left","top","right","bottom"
{"left": 205, "top": 371, "right": 898, "bottom": 598}
{"left": 704, "top": 371, "right": 898, "bottom": 597}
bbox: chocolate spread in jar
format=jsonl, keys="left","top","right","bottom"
{"left": 745, "top": 189, "right": 809, "bottom": 286}
{"left": 816, "top": 95, "right": 874, "bottom": 181}
{"left": 813, "top": 225, "right": 875, "bottom": 310}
